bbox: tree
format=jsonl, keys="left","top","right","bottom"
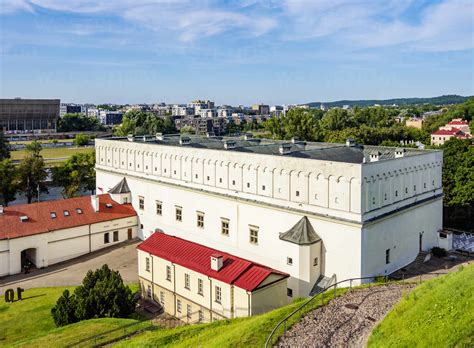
{"left": 73, "top": 134, "right": 90, "bottom": 147}
{"left": 0, "top": 159, "right": 17, "bottom": 206}
{"left": 0, "top": 132, "right": 10, "bottom": 160}
{"left": 51, "top": 264, "right": 137, "bottom": 327}
{"left": 57, "top": 113, "right": 104, "bottom": 132}
{"left": 180, "top": 125, "right": 195, "bottom": 134}
{"left": 53, "top": 152, "right": 95, "bottom": 198}
{"left": 18, "top": 142, "right": 48, "bottom": 204}
{"left": 51, "top": 289, "right": 78, "bottom": 327}
{"left": 264, "top": 108, "right": 322, "bottom": 141}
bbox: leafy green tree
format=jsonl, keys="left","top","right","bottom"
{"left": 51, "top": 265, "right": 137, "bottom": 327}
{"left": 0, "top": 132, "right": 10, "bottom": 160}
{"left": 51, "top": 289, "right": 78, "bottom": 327}
{"left": 73, "top": 134, "right": 90, "bottom": 147}
{"left": 114, "top": 111, "right": 176, "bottom": 136}
{"left": 180, "top": 125, "right": 195, "bottom": 134}
{"left": 52, "top": 152, "right": 95, "bottom": 198}
{"left": 57, "top": 113, "right": 104, "bottom": 132}
{"left": 264, "top": 108, "right": 322, "bottom": 141}
{"left": 0, "top": 159, "right": 17, "bottom": 206}
{"left": 18, "top": 142, "right": 48, "bottom": 204}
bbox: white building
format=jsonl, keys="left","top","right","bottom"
{"left": 137, "top": 232, "right": 289, "bottom": 322}
{"left": 172, "top": 105, "right": 194, "bottom": 117}
{"left": 0, "top": 192, "right": 138, "bottom": 277}
{"left": 95, "top": 135, "right": 443, "bottom": 299}
{"left": 199, "top": 109, "right": 217, "bottom": 118}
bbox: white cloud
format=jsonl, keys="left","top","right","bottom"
{"left": 0, "top": 0, "right": 34, "bottom": 14}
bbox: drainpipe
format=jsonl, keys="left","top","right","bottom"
{"left": 208, "top": 276, "right": 213, "bottom": 321}
{"left": 151, "top": 253, "right": 154, "bottom": 302}
{"left": 173, "top": 263, "right": 177, "bottom": 317}
{"left": 247, "top": 291, "right": 251, "bottom": 317}
{"left": 88, "top": 224, "right": 91, "bottom": 253}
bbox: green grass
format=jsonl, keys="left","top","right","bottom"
{"left": 368, "top": 264, "right": 474, "bottom": 347}
{"left": 117, "top": 289, "right": 349, "bottom": 347}
{"left": 0, "top": 284, "right": 139, "bottom": 347}
{"left": 10, "top": 146, "right": 94, "bottom": 162}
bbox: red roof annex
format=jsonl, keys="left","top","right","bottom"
{"left": 0, "top": 194, "right": 137, "bottom": 240}
{"left": 431, "top": 128, "right": 462, "bottom": 136}
{"left": 138, "top": 232, "right": 289, "bottom": 292}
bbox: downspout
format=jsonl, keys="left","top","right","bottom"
{"left": 173, "top": 263, "right": 177, "bottom": 317}
{"left": 88, "top": 224, "right": 91, "bottom": 253}
{"left": 247, "top": 291, "right": 251, "bottom": 317}
{"left": 151, "top": 253, "right": 154, "bottom": 302}
{"left": 208, "top": 276, "right": 213, "bottom": 321}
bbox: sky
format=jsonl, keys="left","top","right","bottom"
{"left": 0, "top": 0, "right": 473, "bottom": 105}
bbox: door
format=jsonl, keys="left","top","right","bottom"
{"left": 127, "top": 228, "right": 133, "bottom": 240}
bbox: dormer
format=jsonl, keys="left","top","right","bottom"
{"left": 369, "top": 151, "right": 381, "bottom": 162}
{"left": 279, "top": 143, "right": 292, "bottom": 155}
{"left": 395, "top": 148, "right": 406, "bottom": 158}
{"left": 108, "top": 177, "right": 132, "bottom": 204}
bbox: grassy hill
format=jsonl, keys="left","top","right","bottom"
{"left": 368, "top": 264, "right": 474, "bottom": 347}
{"left": 0, "top": 285, "right": 139, "bottom": 347}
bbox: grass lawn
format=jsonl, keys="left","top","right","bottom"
{"left": 368, "top": 264, "right": 474, "bottom": 347}
{"left": 10, "top": 147, "right": 94, "bottom": 162}
{"left": 117, "top": 288, "right": 349, "bottom": 347}
{"left": 0, "top": 284, "right": 139, "bottom": 347}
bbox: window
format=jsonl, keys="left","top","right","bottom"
{"left": 145, "top": 257, "right": 150, "bottom": 272}
{"left": 195, "top": 174, "right": 198, "bottom": 179}
{"left": 139, "top": 196, "right": 145, "bottom": 210}
{"left": 247, "top": 182, "right": 250, "bottom": 188}
{"left": 395, "top": 190, "right": 398, "bottom": 197}
{"left": 287, "top": 257, "right": 293, "bottom": 265}
{"left": 335, "top": 197, "right": 339, "bottom": 204}
{"left": 50, "top": 212, "right": 57, "bottom": 219}
{"left": 287, "top": 288, "right": 293, "bottom": 297}
{"left": 207, "top": 176, "right": 210, "bottom": 181}
{"left": 313, "top": 257, "right": 318, "bottom": 266}
{"left": 147, "top": 285, "right": 152, "bottom": 298}
{"left": 198, "top": 309, "right": 204, "bottom": 322}
{"left": 113, "top": 230, "right": 119, "bottom": 242}
{"left": 249, "top": 227, "right": 259, "bottom": 245}
{"left": 413, "top": 185, "right": 417, "bottom": 191}
{"left": 166, "top": 266, "right": 171, "bottom": 281}
{"left": 197, "top": 212, "right": 204, "bottom": 228}
{"left": 164, "top": 169, "right": 167, "bottom": 173}
{"left": 405, "top": 187, "right": 408, "bottom": 194}
{"left": 176, "top": 206, "right": 182, "bottom": 222}
{"left": 314, "top": 194, "right": 318, "bottom": 200}
{"left": 63, "top": 210, "right": 70, "bottom": 217}
{"left": 187, "top": 304, "right": 192, "bottom": 319}
{"left": 156, "top": 201, "right": 162, "bottom": 215}
{"left": 173, "top": 170, "right": 176, "bottom": 175}
{"left": 104, "top": 232, "right": 110, "bottom": 244}
{"left": 384, "top": 193, "right": 387, "bottom": 201}
{"left": 432, "top": 180, "right": 435, "bottom": 186}
{"left": 385, "top": 249, "right": 391, "bottom": 264}
{"left": 177, "top": 299, "right": 182, "bottom": 313}
{"left": 262, "top": 185, "right": 265, "bottom": 191}
{"left": 185, "top": 273, "right": 190, "bottom": 290}
{"left": 198, "top": 279, "right": 203, "bottom": 295}
{"left": 372, "top": 197, "right": 375, "bottom": 205}
{"left": 215, "top": 286, "right": 222, "bottom": 303}
{"left": 232, "top": 180, "right": 235, "bottom": 185}
{"left": 160, "top": 291, "right": 165, "bottom": 305}
{"left": 296, "top": 190, "right": 300, "bottom": 197}
{"left": 219, "top": 178, "right": 222, "bottom": 183}
{"left": 424, "top": 183, "right": 427, "bottom": 189}
{"left": 76, "top": 208, "right": 83, "bottom": 214}
{"left": 221, "top": 219, "right": 229, "bottom": 236}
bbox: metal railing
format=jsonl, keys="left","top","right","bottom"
{"left": 264, "top": 272, "right": 448, "bottom": 348}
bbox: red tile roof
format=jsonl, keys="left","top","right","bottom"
{"left": 447, "top": 120, "right": 468, "bottom": 125}
{"left": 432, "top": 128, "right": 462, "bottom": 136}
{"left": 0, "top": 194, "right": 137, "bottom": 240}
{"left": 138, "top": 232, "right": 289, "bottom": 291}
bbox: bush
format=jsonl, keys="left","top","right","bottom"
{"left": 51, "top": 264, "right": 137, "bottom": 327}
{"left": 73, "top": 134, "right": 90, "bottom": 147}
{"left": 431, "top": 247, "right": 447, "bottom": 258}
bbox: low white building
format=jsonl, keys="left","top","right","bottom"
{"left": 95, "top": 135, "right": 444, "bottom": 299}
{"left": 137, "top": 232, "right": 289, "bottom": 322}
{"left": 0, "top": 190, "right": 138, "bottom": 277}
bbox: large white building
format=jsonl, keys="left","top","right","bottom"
{"left": 96, "top": 135, "right": 443, "bottom": 298}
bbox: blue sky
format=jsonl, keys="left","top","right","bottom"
{"left": 0, "top": 0, "right": 473, "bottom": 105}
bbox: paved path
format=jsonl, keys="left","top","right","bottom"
{"left": 0, "top": 240, "right": 139, "bottom": 294}
{"left": 278, "top": 284, "right": 415, "bottom": 347}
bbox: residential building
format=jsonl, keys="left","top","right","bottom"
{"left": 251, "top": 104, "right": 270, "bottom": 115}
{"left": 96, "top": 135, "right": 443, "bottom": 298}
{"left": 199, "top": 109, "right": 217, "bottom": 118}
{"left": 439, "top": 118, "right": 471, "bottom": 134}
{"left": 188, "top": 100, "right": 214, "bottom": 114}
{"left": 0, "top": 189, "right": 138, "bottom": 277}
{"left": 431, "top": 118, "right": 471, "bottom": 145}
{"left": 60, "top": 103, "right": 83, "bottom": 117}
{"left": 172, "top": 105, "right": 195, "bottom": 117}
{"left": 406, "top": 118, "right": 424, "bottom": 129}
{"left": 0, "top": 98, "right": 59, "bottom": 133}
{"left": 99, "top": 111, "right": 123, "bottom": 125}
{"left": 137, "top": 232, "right": 289, "bottom": 322}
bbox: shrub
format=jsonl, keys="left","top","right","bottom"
{"left": 51, "top": 264, "right": 137, "bottom": 327}
{"left": 431, "top": 247, "right": 447, "bottom": 258}
{"left": 73, "top": 134, "right": 90, "bottom": 147}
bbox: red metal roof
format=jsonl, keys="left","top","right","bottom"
{"left": 432, "top": 128, "right": 462, "bottom": 136}
{"left": 0, "top": 194, "right": 137, "bottom": 240}
{"left": 138, "top": 232, "right": 289, "bottom": 291}
{"left": 447, "top": 120, "right": 468, "bottom": 125}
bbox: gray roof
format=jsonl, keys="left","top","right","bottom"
{"left": 108, "top": 177, "right": 131, "bottom": 194}
{"left": 279, "top": 216, "right": 321, "bottom": 245}
{"left": 108, "top": 134, "right": 436, "bottom": 164}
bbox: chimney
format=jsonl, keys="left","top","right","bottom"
{"left": 279, "top": 143, "right": 292, "bottom": 155}
{"left": 211, "top": 254, "right": 223, "bottom": 271}
{"left": 127, "top": 134, "right": 135, "bottom": 142}
{"left": 91, "top": 195, "right": 100, "bottom": 212}
{"left": 223, "top": 140, "right": 236, "bottom": 149}
{"left": 346, "top": 138, "right": 356, "bottom": 147}
{"left": 395, "top": 148, "right": 406, "bottom": 158}
{"left": 369, "top": 151, "right": 381, "bottom": 162}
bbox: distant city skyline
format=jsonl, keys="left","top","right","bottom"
{"left": 0, "top": 0, "right": 473, "bottom": 105}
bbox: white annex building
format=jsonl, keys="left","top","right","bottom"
{"left": 0, "top": 194, "right": 138, "bottom": 277}
{"left": 96, "top": 135, "right": 443, "bottom": 298}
